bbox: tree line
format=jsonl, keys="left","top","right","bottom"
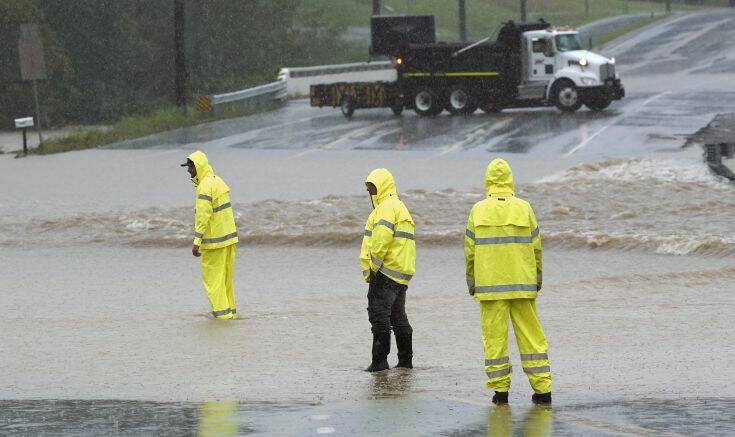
{"left": 0, "top": 0, "right": 358, "bottom": 129}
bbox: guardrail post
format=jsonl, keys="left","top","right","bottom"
{"left": 195, "top": 94, "right": 213, "bottom": 114}
{"left": 705, "top": 143, "right": 720, "bottom": 166}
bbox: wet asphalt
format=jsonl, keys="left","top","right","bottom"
{"left": 3, "top": 397, "right": 735, "bottom": 435}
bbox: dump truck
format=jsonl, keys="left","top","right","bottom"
{"left": 310, "top": 15, "right": 624, "bottom": 117}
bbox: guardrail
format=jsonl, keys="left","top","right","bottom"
{"left": 704, "top": 143, "right": 735, "bottom": 181}
{"left": 195, "top": 79, "right": 287, "bottom": 113}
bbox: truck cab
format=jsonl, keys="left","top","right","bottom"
{"left": 520, "top": 28, "right": 624, "bottom": 111}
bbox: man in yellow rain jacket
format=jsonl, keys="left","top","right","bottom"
{"left": 359, "top": 168, "right": 416, "bottom": 372}
{"left": 464, "top": 158, "right": 552, "bottom": 405}
{"left": 183, "top": 151, "right": 239, "bottom": 320}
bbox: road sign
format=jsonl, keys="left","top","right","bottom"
{"left": 18, "top": 24, "right": 46, "bottom": 144}
{"left": 15, "top": 117, "right": 34, "bottom": 128}
{"left": 18, "top": 24, "right": 46, "bottom": 81}
{"left": 196, "top": 94, "right": 213, "bottom": 112}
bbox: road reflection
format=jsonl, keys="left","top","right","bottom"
{"left": 197, "top": 400, "right": 238, "bottom": 436}
{"left": 486, "top": 405, "right": 552, "bottom": 437}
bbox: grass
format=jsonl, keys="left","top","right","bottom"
{"left": 317, "top": 0, "right": 724, "bottom": 41}
{"left": 19, "top": 100, "right": 282, "bottom": 157}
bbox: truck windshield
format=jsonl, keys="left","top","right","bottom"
{"left": 555, "top": 34, "right": 582, "bottom": 52}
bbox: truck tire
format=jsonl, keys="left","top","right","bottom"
{"left": 447, "top": 86, "right": 477, "bottom": 115}
{"left": 584, "top": 97, "right": 611, "bottom": 112}
{"left": 552, "top": 80, "right": 582, "bottom": 112}
{"left": 413, "top": 88, "right": 442, "bottom": 117}
{"left": 340, "top": 95, "right": 355, "bottom": 118}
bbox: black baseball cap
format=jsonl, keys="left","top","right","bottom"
{"left": 180, "top": 158, "right": 193, "bottom": 167}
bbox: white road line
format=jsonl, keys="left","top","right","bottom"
{"left": 292, "top": 119, "right": 397, "bottom": 157}
{"left": 435, "top": 117, "right": 513, "bottom": 157}
{"left": 310, "top": 414, "right": 330, "bottom": 421}
{"left": 565, "top": 92, "right": 669, "bottom": 156}
{"left": 316, "top": 426, "right": 335, "bottom": 434}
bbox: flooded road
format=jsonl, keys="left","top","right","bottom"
{"left": 1, "top": 9, "right": 735, "bottom": 436}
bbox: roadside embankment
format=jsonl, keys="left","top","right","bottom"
{"left": 687, "top": 113, "right": 735, "bottom": 180}
{"left": 12, "top": 101, "right": 281, "bottom": 158}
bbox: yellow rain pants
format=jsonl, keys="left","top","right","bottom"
{"left": 481, "top": 299, "right": 551, "bottom": 394}
{"left": 201, "top": 244, "right": 237, "bottom": 320}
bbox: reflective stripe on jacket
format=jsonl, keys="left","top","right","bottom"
{"left": 464, "top": 158, "right": 542, "bottom": 300}
{"left": 359, "top": 168, "right": 416, "bottom": 286}
{"left": 189, "top": 151, "right": 239, "bottom": 250}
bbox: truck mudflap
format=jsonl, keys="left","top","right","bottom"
{"left": 580, "top": 79, "right": 625, "bottom": 102}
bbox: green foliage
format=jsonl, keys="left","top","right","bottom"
{"left": 0, "top": 0, "right": 75, "bottom": 129}
{"left": 2, "top": 0, "right": 351, "bottom": 129}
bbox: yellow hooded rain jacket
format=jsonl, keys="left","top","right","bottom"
{"left": 189, "top": 151, "right": 239, "bottom": 249}
{"left": 464, "top": 158, "right": 542, "bottom": 300}
{"left": 359, "top": 169, "right": 416, "bottom": 286}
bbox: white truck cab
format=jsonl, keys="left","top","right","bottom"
{"left": 520, "top": 28, "right": 624, "bottom": 111}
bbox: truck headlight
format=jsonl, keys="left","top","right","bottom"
{"left": 610, "top": 57, "right": 616, "bottom": 64}
{"left": 580, "top": 77, "right": 598, "bottom": 86}
{"left": 579, "top": 58, "right": 588, "bottom": 67}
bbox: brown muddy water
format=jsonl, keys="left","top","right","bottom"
{"left": 1, "top": 147, "right": 733, "bottom": 434}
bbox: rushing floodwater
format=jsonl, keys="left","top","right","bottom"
{"left": 2, "top": 156, "right": 733, "bottom": 256}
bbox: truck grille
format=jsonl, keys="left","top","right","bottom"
{"left": 600, "top": 63, "right": 616, "bottom": 80}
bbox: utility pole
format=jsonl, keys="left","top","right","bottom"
{"left": 373, "top": 0, "right": 381, "bottom": 15}
{"left": 174, "top": 0, "right": 187, "bottom": 108}
{"left": 459, "top": 0, "right": 467, "bottom": 42}
{"left": 585, "top": 0, "right": 589, "bottom": 16}
{"left": 665, "top": 0, "right": 672, "bottom": 13}
{"left": 520, "top": 0, "right": 528, "bottom": 22}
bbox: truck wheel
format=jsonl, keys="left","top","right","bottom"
{"left": 414, "top": 88, "right": 441, "bottom": 117}
{"left": 552, "top": 80, "right": 582, "bottom": 112}
{"left": 390, "top": 97, "right": 404, "bottom": 116}
{"left": 340, "top": 96, "right": 355, "bottom": 118}
{"left": 584, "top": 97, "right": 611, "bottom": 112}
{"left": 447, "top": 86, "right": 477, "bottom": 115}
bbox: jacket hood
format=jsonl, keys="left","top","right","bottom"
{"left": 188, "top": 150, "right": 213, "bottom": 186}
{"left": 484, "top": 158, "right": 515, "bottom": 196}
{"left": 366, "top": 168, "right": 398, "bottom": 207}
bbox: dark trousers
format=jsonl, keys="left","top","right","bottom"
{"left": 367, "top": 272, "right": 412, "bottom": 336}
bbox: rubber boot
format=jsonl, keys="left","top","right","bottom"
{"left": 492, "top": 392, "right": 509, "bottom": 405}
{"left": 394, "top": 333, "right": 413, "bottom": 368}
{"left": 532, "top": 392, "right": 552, "bottom": 405}
{"left": 365, "top": 331, "right": 390, "bottom": 372}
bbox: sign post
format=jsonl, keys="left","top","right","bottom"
{"left": 18, "top": 24, "right": 47, "bottom": 146}
{"left": 15, "top": 117, "right": 34, "bottom": 156}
